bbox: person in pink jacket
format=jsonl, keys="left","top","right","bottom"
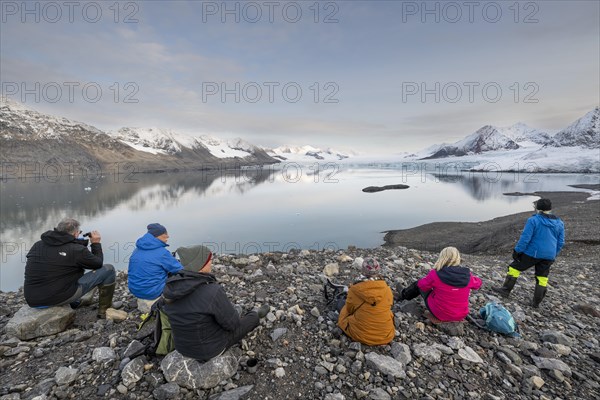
{"left": 395, "top": 247, "right": 482, "bottom": 322}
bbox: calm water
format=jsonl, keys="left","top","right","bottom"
{"left": 1, "top": 166, "right": 598, "bottom": 291}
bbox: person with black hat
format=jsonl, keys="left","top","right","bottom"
{"left": 162, "top": 245, "right": 268, "bottom": 362}
{"left": 128, "top": 223, "right": 183, "bottom": 313}
{"left": 494, "top": 198, "right": 565, "bottom": 307}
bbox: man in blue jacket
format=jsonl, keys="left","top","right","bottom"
{"left": 128, "top": 223, "right": 183, "bottom": 313}
{"left": 494, "top": 198, "right": 565, "bottom": 307}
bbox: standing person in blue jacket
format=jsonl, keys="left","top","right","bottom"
{"left": 128, "top": 223, "right": 183, "bottom": 313}
{"left": 494, "top": 198, "right": 565, "bottom": 307}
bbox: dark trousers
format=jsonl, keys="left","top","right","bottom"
{"left": 402, "top": 281, "right": 438, "bottom": 319}
{"left": 226, "top": 311, "right": 259, "bottom": 349}
{"left": 509, "top": 254, "right": 553, "bottom": 286}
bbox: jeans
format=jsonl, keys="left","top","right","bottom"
{"left": 58, "top": 264, "right": 116, "bottom": 306}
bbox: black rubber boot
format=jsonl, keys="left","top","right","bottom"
{"left": 493, "top": 276, "right": 517, "bottom": 298}
{"left": 532, "top": 284, "right": 547, "bottom": 308}
{"left": 97, "top": 282, "right": 115, "bottom": 319}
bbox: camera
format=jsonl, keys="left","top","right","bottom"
{"left": 82, "top": 232, "right": 91, "bottom": 238}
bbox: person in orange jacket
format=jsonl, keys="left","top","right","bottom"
{"left": 337, "top": 258, "right": 394, "bottom": 346}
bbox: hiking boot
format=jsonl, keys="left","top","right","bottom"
{"left": 256, "top": 304, "right": 270, "bottom": 319}
{"left": 493, "top": 276, "right": 517, "bottom": 298}
{"left": 97, "top": 282, "right": 116, "bottom": 319}
{"left": 531, "top": 284, "right": 547, "bottom": 308}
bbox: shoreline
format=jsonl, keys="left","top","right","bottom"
{"left": 383, "top": 188, "right": 600, "bottom": 256}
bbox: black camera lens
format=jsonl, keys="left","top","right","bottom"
{"left": 83, "top": 232, "right": 91, "bottom": 238}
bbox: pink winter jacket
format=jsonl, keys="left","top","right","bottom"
{"left": 417, "top": 266, "right": 482, "bottom": 322}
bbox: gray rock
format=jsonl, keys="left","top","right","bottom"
{"left": 437, "top": 321, "right": 465, "bottom": 336}
{"left": 152, "top": 382, "right": 180, "bottom": 400}
{"left": 270, "top": 328, "right": 288, "bottom": 342}
{"left": 23, "top": 378, "right": 55, "bottom": 400}
{"left": 540, "top": 330, "right": 574, "bottom": 346}
{"left": 369, "top": 388, "right": 391, "bottom": 400}
{"left": 447, "top": 337, "right": 465, "bottom": 350}
{"left": 92, "top": 347, "right": 116, "bottom": 363}
{"left": 498, "top": 347, "right": 522, "bottom": 365}
{"left": 433, "top": 343, "right": 454, "bottom": 355}
{"left": 458, "top": 346, "right": 484, "bottom": 363}
{"left": 412, "top": 343, "right": 442, "bottom": 363}
{"left": 364, "top": 352, "right": 406, "bottom": 379}
{"left": 390, "top": 342, "right": 411, "bottom": 365}
{"left": 324, "top": 394, "right": 345, "bottom": 400}
{"left": 55, "top": 366, "right": 78, "bottom": 385}
{"left": 208, "top": 385, "right": 254, "bottom": 400}
{"left": 5, "top": 305, "right": 75, "bottom": 340}
{"left": 530, "top": 356, "right": 572, "bottom": 376}
{"left": 123, "top": 340, "right": 146, "bottom": 359}
{"left": 121, "top": 356, "right": 145, "bottom": 386}
{"left": 161, "top": 350, "right": 238, "bottom": 390}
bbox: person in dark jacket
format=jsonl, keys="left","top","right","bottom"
{"left": 396, "top": 247, "right": 482, "bottom": 322}
{"left": 24, "top": 218, "right": 116, "bottom": 318}
{"left": 128, "top": 223, "right": 183, "bottom": 313}
{"left": 163, "top": 245, "right": 268, "bottom": 362}
{"left": 494, "top": 198, "right": 565, "bottom": 307}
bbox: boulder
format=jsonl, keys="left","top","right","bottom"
{"left": 92, "top": 347, "right": 116, "bottom": 363}
{"left": 105, "top": 308, "right": 128, "bottom": 322}
{"left": 208, "top": 385, "right": 254, "bottom": 400}
{"left": 152, "top": 382, "right": 181, "bottom": 400}
{"left": 55, "top": 366, "right": 78, "bottom": 385}
{"left": 412, "top": 343, "right": 442, "bottom": 363}
{"left": 161, "top": 350, "right": 238, "bottom": 390}
{"left": 458, "top": 346, "right": 484, "bottom": 364}
{"left": 323, "top": 263, "right": 339, "bottom": 276}
{"left": 540, "top": 330, "right": 574, "bottom": 346}
{"left": 390, "top": 342, "right": 412, "bottom": 365}
{"left": 364, "top": 352, "right": 406, "bottom": 379}
{"left": 531, "top": 356, "right": 572, "bottom": 376}
{"left": 122, "top": 356, "right": 146, "bottom": 386}
{"left": 5, "top": 305, "right": 75, "bottom": 340}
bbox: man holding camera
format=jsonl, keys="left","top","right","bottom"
{"left": 24, "top": 217, "right": 116, "bottom": 318}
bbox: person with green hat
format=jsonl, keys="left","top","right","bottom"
{"left": 162, "top": 245, "right": 269, "bottom": 362}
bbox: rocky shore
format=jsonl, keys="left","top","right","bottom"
{"left": 1, "top": 244, "right": 599, "bottom": 400}
{"left": 383, "top": 190, "right": 600, "bottom": 257}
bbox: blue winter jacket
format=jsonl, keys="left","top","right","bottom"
{"left": 128, "top": 233, "right": 183, "bottom": 300}
{"left": 515, "top": 213, "right": 565, "bottom": 261}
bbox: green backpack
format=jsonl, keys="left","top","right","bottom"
{"left": 138, "top": 298, "right": 175, "bottom": 356}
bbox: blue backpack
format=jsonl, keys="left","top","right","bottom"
{"left": 478, "top": 302, "right": 520, "bottom": 338}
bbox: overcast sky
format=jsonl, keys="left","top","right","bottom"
{"left": 1, "top": 0, "right": 598, "bottom": 153}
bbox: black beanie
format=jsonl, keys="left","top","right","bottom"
{"left": 535, "top": 198, "right": 552, "bottom": 211}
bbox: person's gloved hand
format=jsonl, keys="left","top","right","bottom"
{"left": 512, "top": 250, "right": 523, "bottom": 262}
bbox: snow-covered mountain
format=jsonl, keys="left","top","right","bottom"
{"left": 0, "top": 98, "right": 278, "bottom": 174}
{"left": 110, "top": 127, "right": 267, "bottom": 160}
{"left": 551, "top": 107, "right": 599, "bottom": 148}
{"left": 410, "top": 107, "right": 600, "bottom": 172}
{"left": 265, "top": 145, "right": 355, "bottom": 162}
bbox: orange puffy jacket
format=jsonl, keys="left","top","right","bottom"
{"left": 337, "top": 279, "right": 394, "bottom": 346}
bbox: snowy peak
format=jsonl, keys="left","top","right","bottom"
{"left": 552, "top": 107, "right": 599, "bottom": 149}
{"left": 265, "top": 145, "right": 354, "bottom": 162}
{"left": 111, "top": 128, "right": 262, "bottom": 159}
{"left": 423, "top": 125, "right": 519, "bottom": 159}
{"left": 498, "top": 122, "right": 552, "bottom": 146}
{"left": 0, "top": 96, "right": 105, "bottom": 140}
{"left": 111, "top": 127, "right": 188, "bottom": 155}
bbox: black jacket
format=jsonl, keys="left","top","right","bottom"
{"left": 163, "top": 270, "right": 240, "bottom": 361}
{"left": 24, "top": 229, "right": 103, "bottom": 307}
